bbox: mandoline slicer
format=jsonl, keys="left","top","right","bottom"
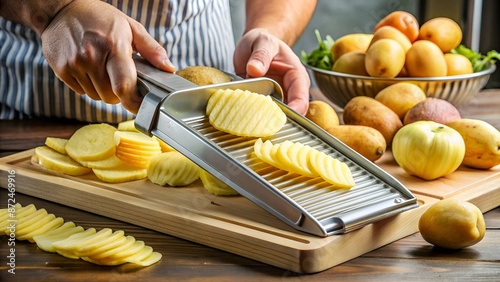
{"left": 133, "top": 55, "right": 419, "bottom": 237}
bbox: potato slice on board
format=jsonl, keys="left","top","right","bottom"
{"left": 65, "top": 123, "right": 117, "bottom": 162}
{"left": 93, "top": 167, "right": 147, "bottom": 183}
{"left": 199, "top": 169, "right": 239, "bottom": 196}
{"left": 147, "top": 152, "right": 200, "bottom": 186}
{"left": 45, "top": 137, "right": 68, "bottom": 155}
{"left": 35, "top": 146, "right": 92, "bottom": 176}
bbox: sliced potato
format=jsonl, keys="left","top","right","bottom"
{"left": 92, "top": 167, "right": 147, "bottom": 183}
{"left": 45, "top": 137, "right": 68, "bottom": 154}
{"left": 199, "top": 170, "right": 239, "bottom": 196}
{"left": 253, "top": 138, "right": 289, "bottom": 172}
{"left": 114, "top": 131, "right": 160, "bottom": 148}
{"left": 35, "top": 146, "right": 92, "bottom": 176}
{"left": 309, "top": 150, "right": 355, "bottom": 188}
{"left": 78, "top": 154, "right": 135, "bottom": 170}
{"left": 33, "top": 222, "right": 85, "bottom": 252}
{"left": 117, "top": 119, "right": 139, "bottom": 132}
{"left": 206, "top": 89, "right": 286, "bottom": 137}
{"left": 147, "top": 152, "right": 200, "bottom": 186}
{"left": 65, "top": 123, "right": 117, "bottom": 162}
{"left": 153, "top": 136, "right": 176, "bottom": 152}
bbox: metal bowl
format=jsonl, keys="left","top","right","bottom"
{"left": 306, "top": 63, "right": 496, "bottom": 108}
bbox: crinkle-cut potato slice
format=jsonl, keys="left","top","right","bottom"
{"left": 117, "top": 119, "right": 139, "bottom": 132}
{"left": 33, "top": 222, "right": 85, "bottom": 252}
{"left": 114, "top": 131, "right": 160, "bottom": 148}
{"left": 309, "top": 149, "right": 355, "bottom": 188}
{"left": 93, "top": 167, "right": 147, "bottom": 183}
{"left": 35, "top": 146, "right": 92, "bottom": 176}
{"left": 65, "top": 123, "right": 117, "bottom": 162}
{"left": 199, "top": 169, "right": 239, "bottom": 196}
{"left": 75, "top": 230, "right": 126, "bottom": 257}
{"left": 45, "top": 137, "right": 68, "bottom": 155}
{"left": 17, "top": 215, "right": 64, "bottom": 242}
{"left": 2, "top": 204, "right": 161, "bottom": 267}
{"left": 87, "top": 235, "right": 136, "bottom": 260}
{"left": 147, "top": 152, "right": 200, "bottom": 186}
{"left": 206, "top": 88, "right": 286, "bottom": 137}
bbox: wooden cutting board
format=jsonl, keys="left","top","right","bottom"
{"left": 0, "top": 149, "right": 499, "bottom": 273}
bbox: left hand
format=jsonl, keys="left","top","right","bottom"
{"left": 233, "top": 28, "right": 310, "bottom": 115}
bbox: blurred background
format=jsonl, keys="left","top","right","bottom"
{"left": 229, "top": 0, "right": 499, "bottom": 88}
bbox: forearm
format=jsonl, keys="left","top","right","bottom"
{"left": 244, "top": 0, "right": 317, "bottom": 46}
{"left": 0, "top": 0, "right": 74, "bottom": 34}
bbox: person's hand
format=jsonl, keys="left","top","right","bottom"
{"left": 40, "top": 0, "right": 175, "bottom": 113}
{"left": 233, "top": 28, "right": 310, "bottom": 115}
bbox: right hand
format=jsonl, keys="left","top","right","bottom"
{"left": 40, "top": 0, "right": 175, "bottom": 113}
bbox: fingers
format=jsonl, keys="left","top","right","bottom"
{"left": 128, "top": 18, "right": 176, "bottom": 73}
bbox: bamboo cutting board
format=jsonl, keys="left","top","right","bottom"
{"left": 0, "top": 149, "right": 499, "bottom": 273}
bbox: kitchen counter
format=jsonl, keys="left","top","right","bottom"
{"left": 0, "top": 88, "right": 499, "bottom": 281}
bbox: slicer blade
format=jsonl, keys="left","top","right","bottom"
{"left": 133, "top": 55, "right": 419, "bottom": 237}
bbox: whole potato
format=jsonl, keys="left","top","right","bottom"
{"left": 306, "top": 100, "right": 340, "bottom": 130}
{"left": 176, "top": 66, "right": 232, "bottom": 86}
{"left": 326, "top": 125, "right": 386, "bottom": 162}
{"left": 343, "top": 96, "right": 403, "bottom": 145}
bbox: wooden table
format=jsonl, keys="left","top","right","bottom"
{"left": 1, "top": 89, "right": 499, "bottom": 281}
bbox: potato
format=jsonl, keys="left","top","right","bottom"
{"left": 92, "top": 167, "right": 148, "bottom": 183}
{"left": 343, "top": 96, "right": 403, "bottom": 145}
{"left": 117, "top": 119, "right": 139, "bottom": 132}
{"left": 199, "top": 170, "right": 239, "bottom": 196}
{"left": 176, "top": 65, "right": 232, "bottom": 86}
{"left": 35, "top": 146, "right": 92, "bottom": 176}
{"left": 206, "top": 89, "right": 286, "bottom": 137}
{"left": 45, "top": 137, "right": 68, "bottom": 155}
{"left": 147, "top": 152, "right": 200, "bottom": 187}
{"left": 403, "top": 97, "right": 461, "bottom": 125}
{"left": 305, "top": 100, "right": 340, "bottom": 130}
{"left": 326, "top": 125, "right": 386, "bottom": 162}
{"left": 253, "top": 138, "right": 355, "bottom": 188}
{"left": 65, "top": 123, "right": 117, "bottom": 162}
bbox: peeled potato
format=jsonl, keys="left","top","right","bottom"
{"left": 35, "top": 146, "right": 92, "bottom": 176}
{"left": 117, "top": 119, "right": 139, "bottom": 132}
{"left": 92, "top": 167, "right": 148, "bottom": 183}
{"left": 45, "top": 137, "right": 68, "bottom": 155}
{"left": 309, "top": 149, "right": 355, "bottom": 188}
{"left": 33, "top": 222, "right": 85, "bottom": 252}
{"left": 65, "top": 123, "right": 117, "bottom": 162}
{"left": 147, "top": 152, "right": 200, "bottom": 186}
{"left": 206, "top": 89, "right": 286, "bottom": 137}
{"left": 199, "top": 170, "right": 239, "bottom": 196}
{"left": 253, "top": 139, "right": 355, "bottom": 188}
{"left": 1, "top": 204, "right": 162, "bottom": 267}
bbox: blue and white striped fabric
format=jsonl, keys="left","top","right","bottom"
{"left": 0, "top": 0, "right": 235, "bottom": 123}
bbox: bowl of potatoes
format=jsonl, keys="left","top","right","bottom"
{"left": 307, "top": 63, "right": 496, "bottom": 108}
{"left": 302, "top": 11, "right": 498, "bottom": 108}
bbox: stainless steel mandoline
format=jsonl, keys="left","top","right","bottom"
{"left": 133, "top": 55, "right": 419, "bottom": 237}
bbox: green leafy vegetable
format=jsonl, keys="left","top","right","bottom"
{"left": 451, "top": 45, "right": 500, "bottom": 72}
{"left": 301, "top": 30, "right": 335, "bottom": 70}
